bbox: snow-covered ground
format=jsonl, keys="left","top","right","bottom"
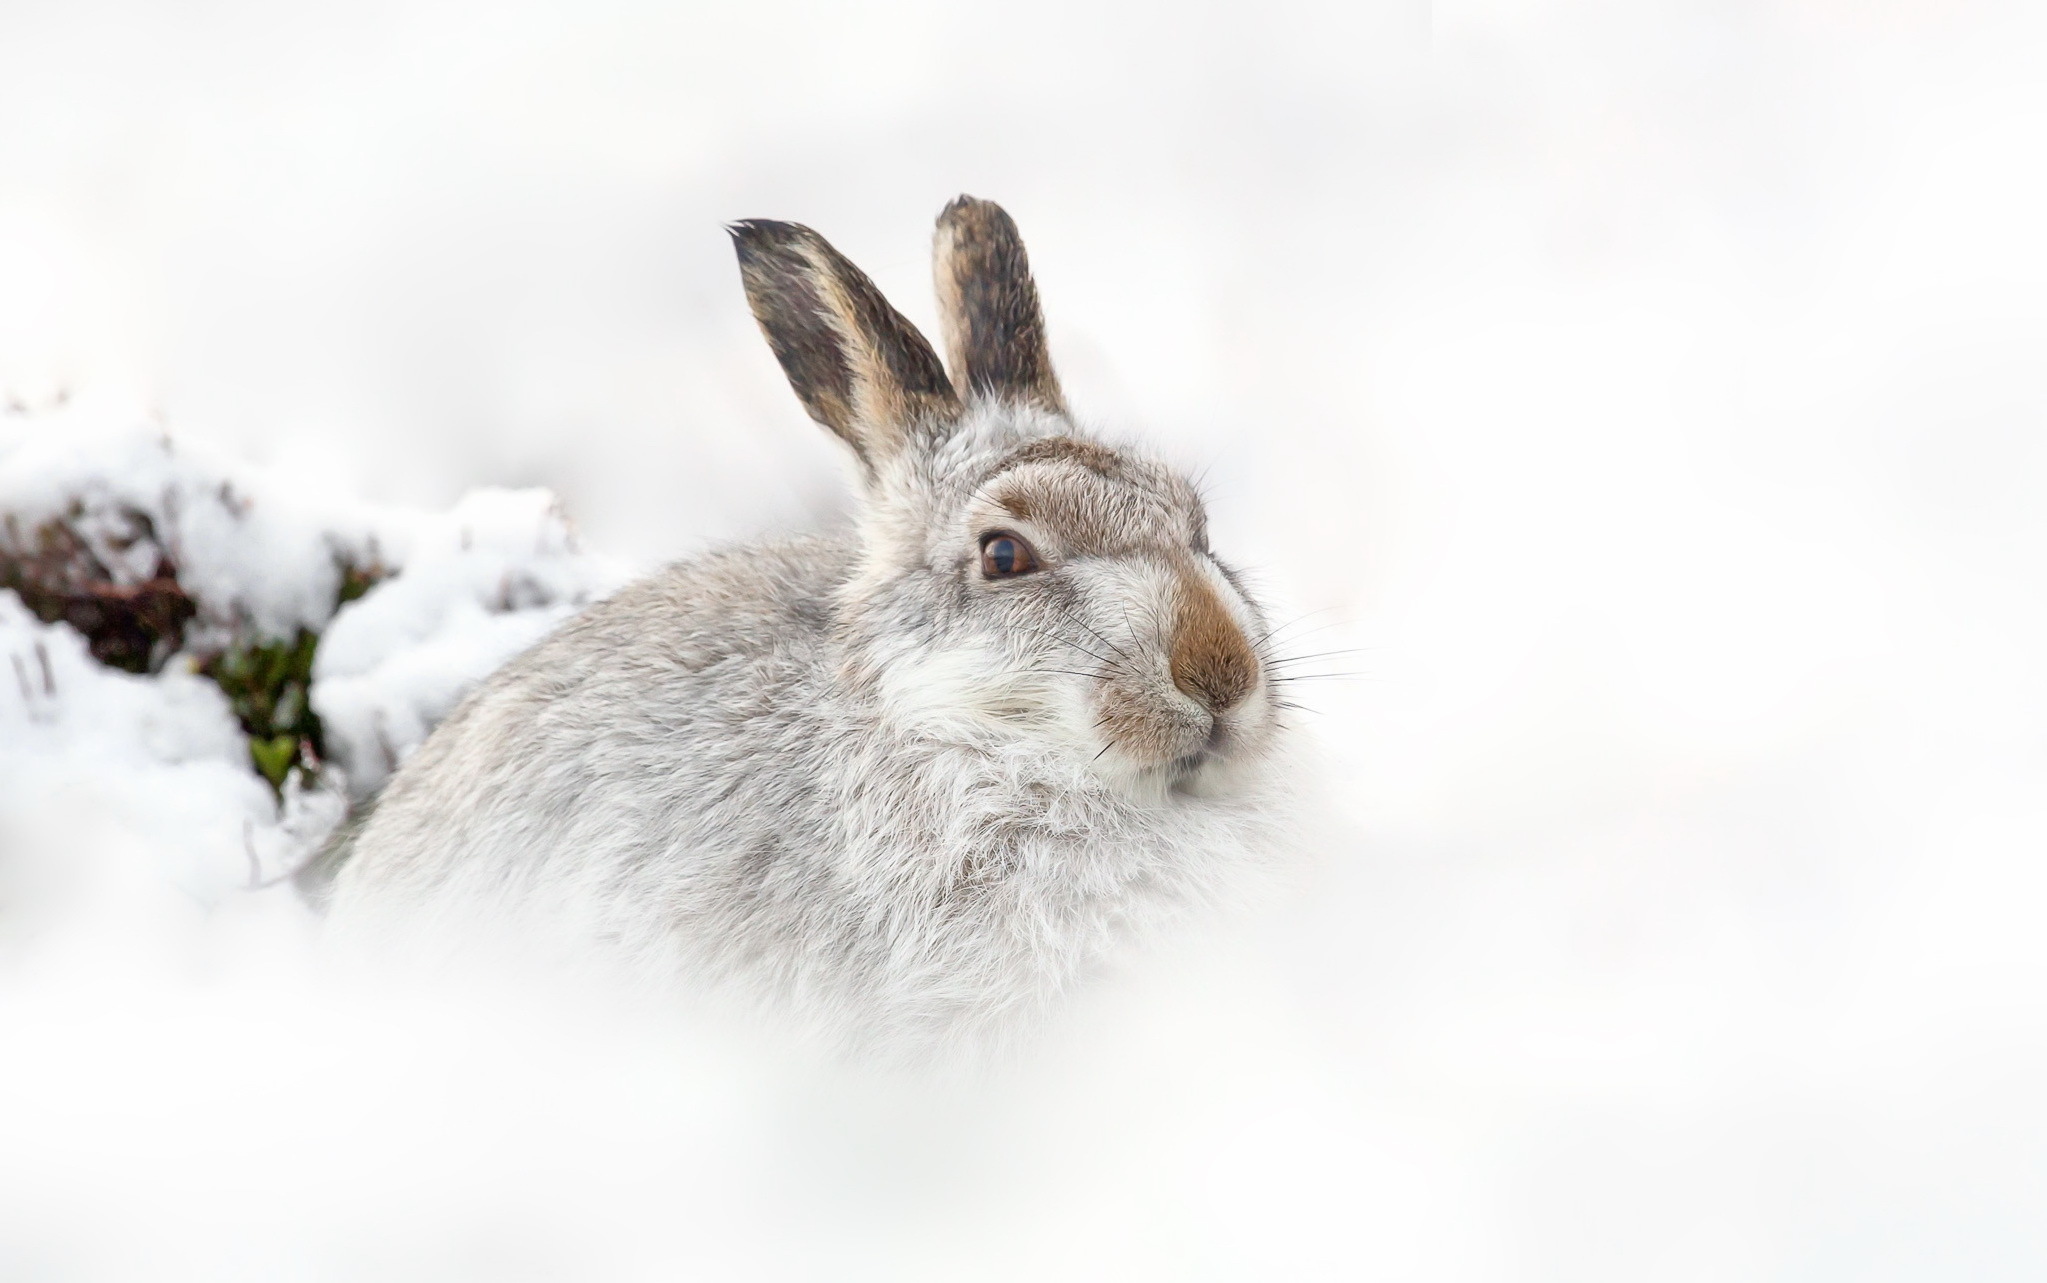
{"left": 0, "top": 396, "right": 626, "bottom": 895}
{"left": 3, "top": 1, "right": 2045, "bottom": 1278}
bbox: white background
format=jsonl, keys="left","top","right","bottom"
{"left": 3, "top": 0, "right": 2045, "bottom": 1277}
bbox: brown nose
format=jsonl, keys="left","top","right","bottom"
{"left": 1169, "top": 576, "right": 1258, "bottom": 714}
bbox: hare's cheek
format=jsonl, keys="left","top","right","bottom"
{"left": 875, "top": 643, "right": 1035, "bottom": 732}
{"left": 1094, "top": 684, "right": 1206, "bottom": 766}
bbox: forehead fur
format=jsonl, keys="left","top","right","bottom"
{"left": 867, "top": 404, "right": 1205, "bottom": 563}
{"left": 975, "top": 448, "right": 1196, "bottom": 557}
{"left": 989, "top": 435, "right": 1128, "bottom": 480}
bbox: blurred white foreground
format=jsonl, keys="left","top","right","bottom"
{"left": 4, "top": 0, "right": 2047, "bottom": 1278}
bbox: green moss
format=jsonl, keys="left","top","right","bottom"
{"left": 5, "top": 510, "right": 393, "bottom": 797}
{"left": 199, "top": 557, "right": 389, "bottom": 797}
{"left": 203, "top": 627, "right": 325, "bottom": 796}
{"left": 336, "top": 558, "right": 382, "bottom": 607}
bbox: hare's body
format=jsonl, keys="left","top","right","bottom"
{"left": 330, "top": 201, "right": 1296, "bottom": 1055}
{"left": 335, "top": 526, "right": 1284, "bottom": 1049}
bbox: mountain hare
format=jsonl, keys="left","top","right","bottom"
{"left": 327, "top": 197, "right": 1297, "bottom": 1056}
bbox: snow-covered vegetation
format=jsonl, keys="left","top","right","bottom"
{"left": 3, "top": 0, "right": 2045, "bottom": 1278}
{"left": 1, "top": 396, "right": 625, "bottom": 898}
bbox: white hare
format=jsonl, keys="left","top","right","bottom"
{"left": 326, "top": 197, "right": 1297, "bottom": 1056}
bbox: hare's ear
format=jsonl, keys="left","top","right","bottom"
{"left": 730, "top": 219, "right": 960, "bottom": 475}
{"left": 932, "top": 196, "right": 1066, "bottom": 416}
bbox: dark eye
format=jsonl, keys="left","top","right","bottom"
{"left": 978, "top": 530, "right": 1039, "bottom": 578}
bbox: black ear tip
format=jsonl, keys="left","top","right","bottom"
{"left": 727, "top": 219, "right": 815, "bottom": 262}
{"left": 936, "top": 195, "right": 1019, "bottom": 236}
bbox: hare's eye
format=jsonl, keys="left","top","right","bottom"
{"left": 978, "top": 531, "right": 1039, "bottom": 579}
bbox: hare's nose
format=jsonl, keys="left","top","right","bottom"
{"left": 1169, "top": 577, "right": 1257, "bottom": 715}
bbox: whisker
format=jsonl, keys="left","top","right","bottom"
{"left": 1264, "top": 647, "right": 1371, "bottom": 667}
{"left": 961, "top": 479, "right": 1008, "bottom": 514}
{"left": 1119, "top": 605, "right": 1150, "bottom": 661}
{"left": 1268, "top": 672, "right": 1371, "bottom": 683}
{"left": 1012, "top": 625, "right": 1116, "bottom": 668}
{"left": 1249, "top": 608, "right": 1340, "bottom": 654}
{"left": 1047, "top": 602, "right": 1136, "bottom": 668}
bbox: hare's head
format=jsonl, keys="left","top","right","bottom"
{"left": 731, "top": 197, "right": 1283, "bottom": 799}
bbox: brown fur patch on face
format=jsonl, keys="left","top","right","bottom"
{"left": 1170, "top": 571, "right": 1257, "bottom": 714}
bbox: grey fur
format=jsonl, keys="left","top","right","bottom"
{"left": 328, "top": 200, "right": 1295, "bottom": 1058}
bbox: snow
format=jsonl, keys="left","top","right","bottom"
{"left": 0, "top": 395, "right": 627, "bottom": 890}
{"left": 311, "top": 486, "right": 629, "bottom": 797}
{"left": 3, "top": 0, "right": 2047, "bottom": 1279}
{"left": 0, "top": 588, "right": 282, "bottom": 903}
{"left": 0, "top": 399, "right": 365, "bottom": 645}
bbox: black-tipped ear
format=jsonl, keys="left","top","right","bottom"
{"left": 932, "top": 196, "right": 1066, "bottom": 416}
{"left": 729, "top": 219, "right": 960, "bottom": 474}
